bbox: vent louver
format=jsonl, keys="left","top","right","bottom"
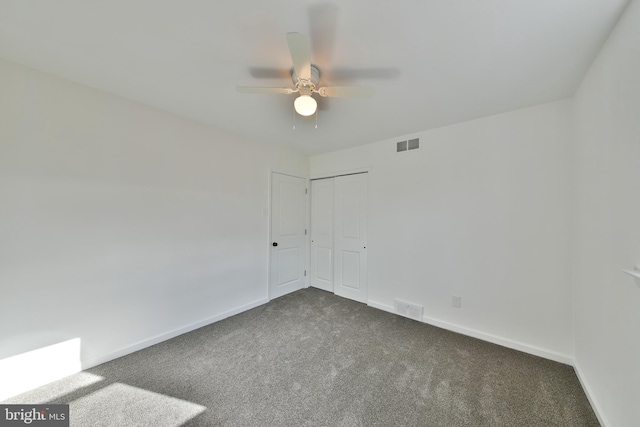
{"left": 397, "top": 138, "right": 419, "bottom": 153}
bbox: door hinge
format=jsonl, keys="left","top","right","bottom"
{"left": 305, "top": 188, "right": 308, "bottom": 194}
{"left": 305, "top": 229, "right": 307, "bottom": 235}
{"left": 304, "top": 270, "right": 307, "bottom": 276}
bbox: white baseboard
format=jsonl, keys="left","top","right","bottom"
{"left": 81, "top": 297, "right": 269, "bottom": 370}
{"left": 367, "top": 300, "right": 395, "bottom": 314}
{"left": 367, "top": 299, "right": 572, "bottom": 365}
{"left": 421, "top": 315, "right": 573, "bottom": 365}
{"left": 573, "top": 360, "right": 610, "bottom": 427}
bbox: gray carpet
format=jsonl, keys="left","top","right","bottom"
{"left": 5, "top": 288, "right": 599, "bottom": 426}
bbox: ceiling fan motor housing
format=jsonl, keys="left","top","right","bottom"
{"left": 292, "top": 64, "right": 321, "bottom": 94}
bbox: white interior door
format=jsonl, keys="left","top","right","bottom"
{"left": 310, "top": 178, "right": 334, "bottom": 292}
{"left": 333, "top": 173, "right": 368, "bottom": 303}
{"left": 270, "top": 173, "right": 307, "bottom": 299}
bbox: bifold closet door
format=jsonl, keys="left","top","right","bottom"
{"left": 333, "top": 174, "right": 368, "bottom": 303}
{"left": 310, "top": 178, "right": 335, "bottom": 292}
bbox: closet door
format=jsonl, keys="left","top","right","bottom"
{"left": 310, "top": 179, "right": 335, "bottom": 292}
{"left": 333, "top": 174, "right": 368, "bottom": 303}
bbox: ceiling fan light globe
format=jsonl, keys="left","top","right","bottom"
{"left": 294, "top": 95, "right": 317, "bottom": 116}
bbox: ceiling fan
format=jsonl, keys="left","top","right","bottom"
{"left": 236, "top": 32, "right": 375, "bottom": 117}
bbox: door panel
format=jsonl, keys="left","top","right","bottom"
{"left": 277, "top": 247, "right": 301, "bottom": 286}
{"left": 279, "top": 181, "right": 301, "bottom": 236}
{"left": 310, "top": 179, "right": 334, "bottom": 292}
{"left": 315, "top": 247, "right": 332, "bottom": 281}
{"left": 341, "top": 182, "right": 361, "bottom": 238}
{"left": 334, "top": 174, "right": 368, "bottom": 303}
{"left": 341, "top": 250, "right": 361, "bottom": 290}
{"left": 270, "top": 173, "right": 306, "bottom": 299}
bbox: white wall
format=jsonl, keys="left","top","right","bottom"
{"left": 3, "top": 1, "right": 638, "bottom": 419}
{"left": 571, "top": 1, "right": 640, "bottom": 425}
{"left": 310, "top": 99, "right": 573, "bottom": 362}
{"left": 0, "top": 59, "right": 307, "bottom": 383}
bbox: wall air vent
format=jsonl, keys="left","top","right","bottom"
{"left": 408, "top": 138, "right": 420, "bottom": 150}
{"left": 396, "top": 141, "right": 407, "bottom": 152}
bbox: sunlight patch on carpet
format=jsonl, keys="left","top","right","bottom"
{"left": 70, "top": 383, "right": 206, "bottom": 427}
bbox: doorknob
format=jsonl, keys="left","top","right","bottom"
{"left": 272, "top": 242, "right": 278, "bottom": 247}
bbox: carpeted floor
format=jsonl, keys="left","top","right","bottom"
{"left": 4, "top": 288, "right": 599, "bottom": 426}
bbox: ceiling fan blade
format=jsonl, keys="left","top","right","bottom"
{"left": 236, "top": 86, "right": 296, "bottom": 94}
{"left": 308, "top": 3, "right": 339, "bottom": 66}
{"left": 317, "top": 86, "right": 375, "bottom": 98}
{"left": 248, "top": 67, "right": 291, "bottom": 79}
{"left": 286, "top": 32, "right": 312, "bottom": 80}
{"left": 326, "top": 67, "right": 401, "bottom": 81}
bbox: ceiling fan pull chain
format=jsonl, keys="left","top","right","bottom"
{"left": 315, "top": 110, "right": 318, "bottom": 129}
{"left": 293, "top": 105, "right": 296, "bottom": 130}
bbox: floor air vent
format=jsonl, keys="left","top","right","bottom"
{"left": 394, "top": 299, "right": 423, "bottom": 321}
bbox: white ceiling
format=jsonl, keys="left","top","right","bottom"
{"left": 0, "top": 0, "right": 630, "bottom": 155}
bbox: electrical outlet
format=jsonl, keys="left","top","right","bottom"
{"left": 452, "top": 296, "right": 461, "bottom": 308}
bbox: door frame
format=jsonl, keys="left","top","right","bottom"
{"left": 309, "top": 166, "right": 372, "bottom": 301}
{"left": 267, "top": 170, "right": 310, "bottom": 301}
{"left": 310, "top": 166, "right": 372, "bottom": 180}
